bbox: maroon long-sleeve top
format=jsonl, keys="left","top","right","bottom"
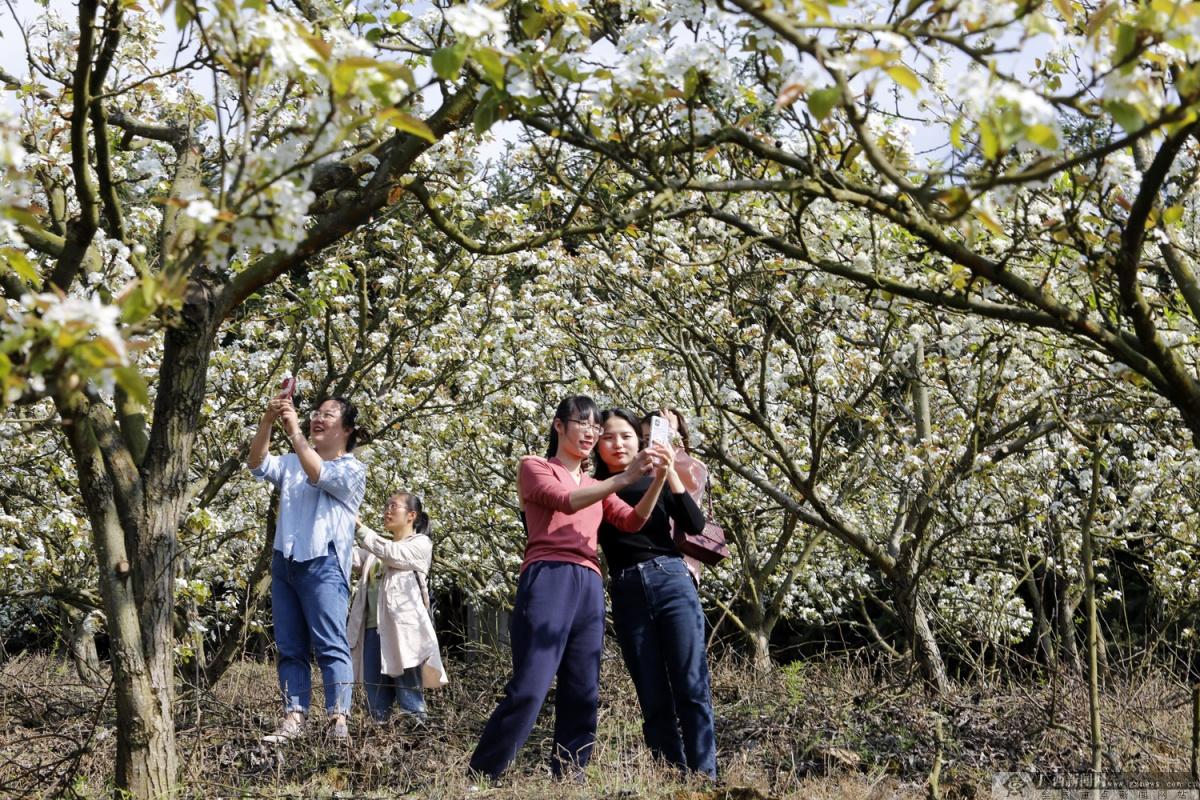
{"left": 519, "top": 456, "right": 646, "bottom": 575}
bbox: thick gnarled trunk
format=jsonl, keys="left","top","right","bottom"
{"left": 60, "top": 394, "right": 174, "bottom": 797}
{"left": 55, "top": 287, "right": 219, "bottom": 799}
{"left": 65, "top": 605, "right": 104, "bottom": 688}
{"left": 893, "top": 580, "right": 949, "bottom": 695}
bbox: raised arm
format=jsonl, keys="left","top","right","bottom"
{"left": 356, "top": 525, "right": 433, "bottom": 572}
{"left": 521, "top": 453, "right": 657, "bottom": 513}
{"left": 248, "top": 393, "right": 285, "bottom": 470}
{"left": 603, "top": 443, "right": 676, "bottom": 531}
{"left": 277, "top": 400, "right": 323, "bottom": 484}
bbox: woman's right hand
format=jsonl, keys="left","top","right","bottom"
{"left": 264, "top": 389, "right": 291, "bottom": 423}
{"left": 619, "top": 449, "right": 656, "bottom": 486}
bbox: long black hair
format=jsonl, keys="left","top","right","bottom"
{"left": 664, "top": 407, "right": 691, "bottom": 452}
{"left": 545, "top": 395, "right": 602, "bottom": 458}
{"left": 394, "top": 491, "right": 430, "bottom": 537}
{"left": 593, "top": 408, "right": 642, "bottom": 480}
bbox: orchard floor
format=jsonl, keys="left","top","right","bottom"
{"left": 0, "top": 646, "right": 1193, "bottom": 799}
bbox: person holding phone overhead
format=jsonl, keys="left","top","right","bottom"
{"left": 248, "top": 379, "right": 366, "bottom": 743}
{"left": 468, "top": 395, "right": 676, "bottom": 782}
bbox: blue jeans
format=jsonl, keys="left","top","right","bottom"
{"left": 363, "top": 627, "right": 426, "bottom": 720}
{"left": 610, "top": 555, "right": 717, "bottom": 778}
{"left": 271, "top": 546, "right": 354, "bottom": 714}
{"left": 469, "top": 561, "right": 605, "bottom": 779}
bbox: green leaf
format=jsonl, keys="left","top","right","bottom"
{"left": 378, "top": 109, "right": 436, "bottom": 142}
{"left": 387, "top": 10, "right": 411, "bottom": 25}
{"left": 114, "top": 366, "right": 149, "bottom": 409}
{"left": 978, "top": 118, "right": 999, "bottom": 160}
{"left": 950, "top": 117, "right": 964, "bottom": 150}
{"left": 1114, "top": 23, "right": 1137, "bottom": 63}
{"left": 0, "top": 247, "right": 37, "bottom": 283}
{"left": 473, "top": 89, "right": 503, "bottom": 135}
{"left": 1085, "top": 1, "right": 1118, "bottom": 40}
{"left": 432, "top": 43, "right": 469, "bottom": 81}
{"left": 1051, "top": 0, "right": 1074, "bottom": 22}
{"left": 175, "top": 0, "right": 195, "bottom": 30}
{"left": 475, "top": 47, "right": 507, "bottom": 88}
{"left": 1105, "top": 100, "right": 1144, "bottom": 134}
{"left": 886, "top": 64, "right": 920, "bottom": 94}
{"left": 333, "top": 56, "right": 382, "bottom": 93}
{"left": 520, "top": 9, "right": 546, "bottom": 38}
{"left": 806, "top": 87, "right": 840, "bottom": 121}
{"left": 1025, "top": 123, "right": 1059, "bottom": 149}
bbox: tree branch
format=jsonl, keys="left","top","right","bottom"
{"left": 216, "top": 79, "right": 479, "bottom": 319}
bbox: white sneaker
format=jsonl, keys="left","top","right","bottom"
{"left": 327, "top": 714, "right": 350, "bottom": 742}
{"left": 262, "top": 712, "right": 306, "bottom": 744}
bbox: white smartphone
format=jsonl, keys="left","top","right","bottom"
{"left": 649, "top": 415, "right": 672, "bottom": 450}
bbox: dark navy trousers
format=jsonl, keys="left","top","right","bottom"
{"left": 469, "top": 561, "right": 605, "bottom": 779}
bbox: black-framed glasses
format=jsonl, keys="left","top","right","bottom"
{"left": 566, "top": 418, "right": 603, "bottom": 436}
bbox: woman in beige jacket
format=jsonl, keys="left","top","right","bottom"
{"left": 349, "top": 491, "right": 448, "bottom": 721}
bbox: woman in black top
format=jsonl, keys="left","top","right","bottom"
{"left": 595, "top": 408, "right": 717, "bottom": 778}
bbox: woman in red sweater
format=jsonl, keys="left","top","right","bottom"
{"left": 469, "top": 395, "right": 673, "bottom": 781}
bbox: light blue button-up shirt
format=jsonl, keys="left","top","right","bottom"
{"left": 251, "top": 452, "right": 367, "bottom": 585}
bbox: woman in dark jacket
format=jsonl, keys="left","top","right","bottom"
{"left": 595, "top": 408, "right": 718, "bottom": 778}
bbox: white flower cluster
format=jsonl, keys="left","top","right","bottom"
{"left": 444, "top": 3, "right": 508, "bottom": 41}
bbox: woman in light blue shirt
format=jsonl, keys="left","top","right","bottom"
{"left": 249, "top": 389, "right": 367, "bottom": 743}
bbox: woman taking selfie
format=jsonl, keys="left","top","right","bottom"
{"left": 595, "top": 409, "right": 718, "bottom": 778}
{"left": 348, "top": 491, "right": 447, "bottom": 723}
{"left": 468, "top": 395, "right": 674, "bottom": 782}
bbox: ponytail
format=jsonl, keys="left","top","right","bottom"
{"left": 396, "top": 491, "right": 431, "bottom": 537}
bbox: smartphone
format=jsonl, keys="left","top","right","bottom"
{"left": 649, "top": 415, "right": 672, "bottom": 450}
{"left": 279, "top": 375, "right": 296, "bottom": 399}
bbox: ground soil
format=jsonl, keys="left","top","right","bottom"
{"left": 0, "top": 647, "right": 1192, "bottom": 798}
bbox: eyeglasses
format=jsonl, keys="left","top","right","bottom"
{"left": 309, "top": 411, "right": 342, "bottom": 422}
{"left": 567, "top": 418, "right": 603, "bottom": 436}
{"left": 385, "top": 500, "right": 410, "bottom": 511}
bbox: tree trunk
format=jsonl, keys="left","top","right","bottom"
{"left": 1057, "top": 575, "right": 1081, "bottom": 674}
{"left": 124, "top": 297, "right": 219, "bottom": 793}
{"left": 203, "top": 495, "right": 277, "bottom": 687}
{"left": 895, "top": 583, "right": 950, "bottom": 695}
{"left": 61, "top": 398, "right": 174, "bottom": 798}
{"left": 1081, "top": 435, "right": 1104, "bottom": 773}
{"left": 57, "top": 286, "right": 220, "bottom": 798}
{"left": 66, "top": 606, "right": 104, "bottom": 688}
{"left": 1024, "top": 569, "right": 1058, "bottom": 670}
{"left": 748, "top": 627, "right": 772, "bottom": 673}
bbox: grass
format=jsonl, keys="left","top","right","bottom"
{"left": 0, "top": 645, "right": 1194, "bottom": 798}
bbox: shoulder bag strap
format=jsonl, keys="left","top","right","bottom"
{"left": 414, "top": 570, "right": 432, "bottom": 610}
{"left": 705, "top": 475, "right": 716, "bottom": 521}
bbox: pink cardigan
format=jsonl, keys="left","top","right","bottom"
{"left": 520, "top": 457, "right": 645, "bottom": 575}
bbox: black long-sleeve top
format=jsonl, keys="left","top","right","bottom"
{"left": 597, "top": 475, "right": 706, "bottom": 574}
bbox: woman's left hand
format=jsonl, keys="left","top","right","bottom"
{"left": 649, "top": 442, "right": 675, "bottom": 477}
